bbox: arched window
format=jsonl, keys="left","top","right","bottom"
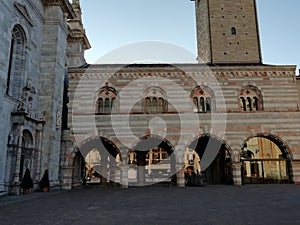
{"left": 97, "top": 98, "right": 103, "bottom": 113}
{"left": 253, "top": 97, "right": 259, "bottom": 111}
{"left": 158, "top": 98, "right": 164, "bottom": 113}
{"left": 144, "top": 87, "right": 167, "bottom": 114}
{"left": 231, "top": 27, "right": 237, "bottom": 35}
{"left": 240, "top": 97, "right": 246, "bottom": 111}
{"left": 199, "top": 97, "right": 205, "bottom": 112}
{"left": 96, "top": 86, "right": 118, "bottom": 114}
{"left": 104, "top": 98, "right": 110, "bottom": 113}
{"left": 7, "top": 25, "right": 26, "bottom": 99}
{"left": 145, "top": 97, "right": 151, "bottom": 114}
{"left": 239, "top": 85, "right": 263, "bottom": 112}
{"left": 247, "top": 97, "right": 252, "bottom": 111}
{"left": 191, "top": 86, "right": 215, "bottom": 113}
{"left": 152, "top": 97, "right": 157, "bottom": 113}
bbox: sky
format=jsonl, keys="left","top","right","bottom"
{"left": 80, "top": 0, "right": 300, "bottom": 72}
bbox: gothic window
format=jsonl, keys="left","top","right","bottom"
{"left": 144, "top": 87, "right": 167, "bottom": 114}
{"left": 240, "top": 85, "right": 263, "bottom": 112}
{"left": 96, "top": 86, "right": 118, "bottom": 114}
{"left": 199, "top": 97, "right": 205, "bottom": 112}
{"left": 104, "top": 98, "right": 110, "bottom": 113}
{"left": 7, "top": 25, "right": 27, "bottom": 99}
{"left": 206, "top": 97, "right": 211, "bottom": 112}
{"left": 247, "top": 97, "right": 252, "bottom": 111}
{"left": 152, "top": 97, "right": 158, "bottom": 113}
{"left": 97, "top": 98, "right": 104, "bottom": 113}
{"left": 240, "top": 97, "right": 246, "bottom": 111}
{"left": 145, "top": 97, "right": 151, "bottom": 114}
{"left": 158, "top": 98, "right": 164, "bottom": 113}
{"left": 191, "top": 86, "right": 215, "bottom": 113}
{"left": 253, "top": 97, "right": 259, "bottom": 111}
{"left": 231, "top": 27, "right": 237, "bottom": 35}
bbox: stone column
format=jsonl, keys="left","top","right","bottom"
{"left": 34, "top": 123, "right": 44, "bottom": 182}
{"left": 120, "top": 164, "right": 129, "bottom": 188}
{"left": 232, "top": 162, "right": 242, "bottom": 186}
{"left": 109, "top": 162, "right": 116, "bottom": 187}
{"left": 60, "top": 166, "right": 73, "bottom": 190}
{"left": 101, "top": 152, "right": 108, "bottom": 185}
{"left": 176, "top": 164, "right": 185, "bottom": 187}
{"left": 120, "top": 149, "right": 129, "bottom": 188}
{"left": 136, "top": 151, "right": 147, "bottom": 186}
{"left": 11, "top": 126, "right": 23, "bottom": 195}
{"left": 291, "top": 160, "right": 300, "bottom": 184}
{"left": 13, "top": 126, "right": 23, "bottom": 184}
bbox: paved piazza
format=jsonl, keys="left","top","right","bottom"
{"left": 0, "top": 185, "right": 300, "bottom": 225}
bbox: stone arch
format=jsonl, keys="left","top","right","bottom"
{"left": 128, "top": 134, "right": 176, "bottom": 186}
{"left": 22, "top": 129, "right": 34, "bottom": 148}
{"left": 240, "top": 133, "right": 293, "bottom": 184}
{"left": 20, "top": 129, "right": 35, "bottom": 181}
{"left": 189, "top": 133, "right": 233, "bottom": 160}
{"left": 75, "top": 135, "right": 121, "bottom": 160}
{"left": 187, "top": 133, "right": 233, "bottom": 184}
{"left": 72, "top": 136, "right": 121, "bottom": 186}
{"left": 241, "top": 133, "right": 293, "bottom": 161}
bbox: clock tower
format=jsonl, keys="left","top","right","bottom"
{"left": 193, "top": 0, "right": 262, "bottom": 64}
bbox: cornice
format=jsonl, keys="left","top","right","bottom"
{"left": 68, "top": 69, "right": 295, "bottom": 81}
{"left": 42, "top": 0, "right": 76, "bottom": 19}
{"left": 68, "top": 64, "right": 296, "bottom": 76}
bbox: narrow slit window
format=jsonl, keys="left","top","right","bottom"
{"left": 231, "top": 27, "right": 237, "bottom": 35}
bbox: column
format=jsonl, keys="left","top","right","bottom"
{"left": 232, "top": 162, "right": 243, "bottom": 186}
{"left": 176, "top": 164, "right": 185, "bottom": 187}
{"left": 136, "top": 151, "right": 147, "bottom": 186}
{"left": 34, "top": 123, "right": 44, "bottom": 182}
{"left": 100, "top": 152, "right": 108, "bottom": 185}
{"left": 291, "top": 160, "right": 300, "bottom": 184}
{"left": 11, "top": 126, "right": 23, "bottom": 195}
{"left": 120, "top": 148, "right": 129, "bottom": 188}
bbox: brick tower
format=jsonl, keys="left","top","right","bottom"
{"left": 193, "top": 0, "right": 262, "bottom": 64}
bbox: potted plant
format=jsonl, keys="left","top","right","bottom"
{"left": 20, "top": 168, "right": 33, "bottom": 195}
{"left": 39, "top": 169, "right": 50, "bottom": 192}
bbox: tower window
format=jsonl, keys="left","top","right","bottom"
{"left": 231, "top": 27, "right": 237, "bottom": 35}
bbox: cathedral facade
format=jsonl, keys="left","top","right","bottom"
{"left": 1, "top": 0, "right": 300, "bottom": 195}
{"left": 0, "top": 0, "right": 89, "bottom": 195}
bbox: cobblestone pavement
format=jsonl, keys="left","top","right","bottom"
{"left": 0, "top": 184, "right": 300, "bottom": 225}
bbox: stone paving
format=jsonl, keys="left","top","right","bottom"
{"left": 0, "top": 184, "right": 300, "bottom": 225}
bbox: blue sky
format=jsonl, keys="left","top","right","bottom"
{"left": 80, "top": 0, "right": 300, "bottom": 71}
